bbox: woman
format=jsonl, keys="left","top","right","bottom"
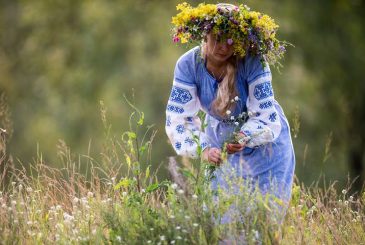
{"left": 166, "top": 3, "right": 295, "bottom": 223}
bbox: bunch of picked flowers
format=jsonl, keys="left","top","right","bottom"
{"left": 171, "top": 2, "right": 289, "bottom": 66}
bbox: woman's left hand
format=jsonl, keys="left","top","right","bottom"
{"left": 226, "top": 142, "right": 245, "bottom": 154}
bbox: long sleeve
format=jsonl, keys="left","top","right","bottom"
{"left": 166, "top": 53, "right": 209, "bottom": 158}
{"left": 240, "top": 56, "right": 282, "bottom": 148}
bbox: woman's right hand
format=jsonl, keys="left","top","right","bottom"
{"left": 202, "top": 147, "right": 222, "bottom": 165}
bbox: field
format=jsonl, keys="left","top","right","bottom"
{"left": 0, "top": 106, "right": 364, "bottom": 245}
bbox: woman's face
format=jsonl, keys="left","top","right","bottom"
{"left": 205, "top": 33, "right": 235, "bottom": 63}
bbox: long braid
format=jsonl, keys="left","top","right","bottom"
{"left": 211, "top": 56, "right": 238, "bottom": 117}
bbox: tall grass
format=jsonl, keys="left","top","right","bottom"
{"left": 0, "top": 100, "right": 364, "bottom": 244}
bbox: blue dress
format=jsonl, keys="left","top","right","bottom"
{"left": 165, "top": 46, "right": 295, "bottom": 207}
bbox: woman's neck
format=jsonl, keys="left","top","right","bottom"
{"left": 205, "top": 55, "right": 227, "bottom": 81}
{"left": 206, "top": 54, "right": 227, "bottom": 69}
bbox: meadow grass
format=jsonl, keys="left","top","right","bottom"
{"left": 0, "top": 101, "right": 364, "bottom": 244}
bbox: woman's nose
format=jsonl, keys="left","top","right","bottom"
{"left": 219, "top": 43, "right": 230, "bottom": 52}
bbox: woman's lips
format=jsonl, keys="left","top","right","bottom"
{"left": 216, "top": 53, "right": 228, "bottom": 57}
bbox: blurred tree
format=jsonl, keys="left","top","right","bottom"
{"left": 286, "top": 0, "right": 365, "bottom": 190}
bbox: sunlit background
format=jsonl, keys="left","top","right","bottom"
{"left": 1, "top": 0, "right": 364, "bottom": 191}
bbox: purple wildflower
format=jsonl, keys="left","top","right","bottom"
{"left": 227, "top": 39, "right": 233, "bottom": 45}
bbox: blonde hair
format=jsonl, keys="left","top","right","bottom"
{"left": 201, "top": 43, "right": 239, "bottom": 118}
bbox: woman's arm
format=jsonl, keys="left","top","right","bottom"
{"left": 239, "top": 56, "right": 282, "bottom": 148}
{"left": 165, "top": 54, "right": 210, "bottom": 158}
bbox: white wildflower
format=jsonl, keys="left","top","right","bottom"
{"left": 116, "top": 236, "right": 122, "bottom": 242}
{"left": 349, "top": 196, "right": 353, "bottom": 201}
{"left": 234, "top": 96, "right": 239, "bottom": 101}
{"left": 122, "top": 192, "right": 127, "bottom": 197}
{"left": 11, "top": 200, "right": 16, "bottom": 206}
{"left": 56, "top": 205, "right": 62, "bottom": 211}
{"left": 170, "top": 215, "right": 175, "bottom": 219}
{"left": 230, "top": 116, "right": 235, "bottom": 120}
{"left": 178, "top": 189, "right": 184, "bottom": 195}
{"left": 63, "top": 213, "right": 75, "bottom": 224}
{"left": 150, "top": 228, "right": 154, "bottom": 231}
{"left": 27, "top": 221, "right": 33, "bottom": 225}
{"left": 193, "top": 223, "right": 199, "bottom": 227}
{"left": 73, "top": 197, "right": 79, "bottom": 204}
{"left": 18, "top": 184, "right": 23, "bottom": 191}
{"left": 192, "top": 194, "right": 198, "bottom": 199}
{"left": 11, "top": 182, "right": 16, "bottom": 186}
{"left": 87, "top": 192, "right": 94, "bottom": 198}
{"left": 147, "top": 241, "right": 151, "bottom": 244}
{"left": 184, "top": 215, "right": 190, "bottom": 220}
{"left": 342, "top": 189, "right": 347, "bottom": 195}
{"left": 344, "top": 201, "right": 349, "bottom": 206}
{"left": 177, "top": 236, "right": 182, "bottom": 240}
{"left": 234, "top": 122, "right": 239, "bottom": 126}
{"left": 226, "top": 110, "right": 231, "bottom": 115}
{"left": 176, "top": 226, "right": 181, "bottom": 230}
{"left": 26, "top": 187, "right": 33, "bottom": 192}
{"left": 160, "top": 235, "right": 165, "bottom": 241}
{"left": 171, "top": 183, "right": 178, "bottom": 189}
{"left": 171, "top": 240, "right": 176, "bottom": 244}
{"left": 81, "top": 197, "right": 88, "bottom": 205}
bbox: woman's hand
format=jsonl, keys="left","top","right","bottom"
{"left": 227, "top": 132, "right": 246, "bottom": 154}
{"left": 202, "top": 147, "right": 222, "bottom": 165}
{"left": 226, "top": 142, "right": 246, "bottom": 154}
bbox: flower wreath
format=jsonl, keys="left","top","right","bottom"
{"left": 171, "top": 2, "right": 289, "bottom": 67}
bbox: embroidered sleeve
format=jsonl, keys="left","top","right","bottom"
{"left": 165, "top": 56, "right": 209, "bottom": 158}
{"left": 240, "top": 56, "right": 282, "bottom": 147}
